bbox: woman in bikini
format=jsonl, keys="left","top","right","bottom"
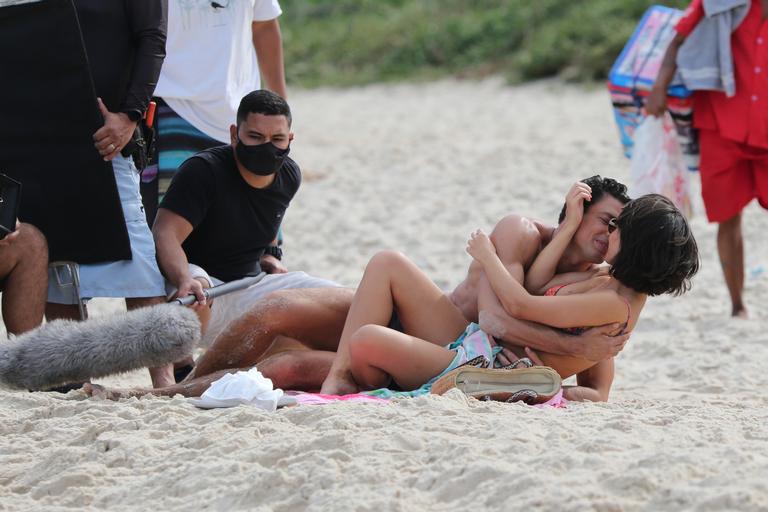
{"left": 320, "top": 188, "right": 699, "bottom": 399}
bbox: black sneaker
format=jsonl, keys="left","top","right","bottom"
{"left": 174, "top": 364, "right": 195, "bottom": 383}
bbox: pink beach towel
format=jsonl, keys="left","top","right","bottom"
{"left": 533, "top": 389, "right": 567, "bottom": 409}
{"left": 286, "top": 391, "right": 389, "bottom": 406}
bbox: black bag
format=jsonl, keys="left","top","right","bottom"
{"left": 0, "top": 173, "right": 21, "bottom": 240}
{"left": 0, "top": 0, "right": 131, "bottom": 262}
{"left": 121, "top": 123, "right": 156, "bottom": 172}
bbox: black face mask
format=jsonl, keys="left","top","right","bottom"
{"left": 235, "top": 138, "right": 290, "bottom": 176}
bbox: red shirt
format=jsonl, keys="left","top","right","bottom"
{"left": 676, "top": 0, "right": 768, "bottom": 148}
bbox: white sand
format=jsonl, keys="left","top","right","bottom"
{"left": 2, "top": 78, "right": 768, "bottom": 511}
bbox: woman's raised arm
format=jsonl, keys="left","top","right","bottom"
{"left": 524, "top": 182, "right": 591, "bottom": 294}
{"left": 467, "top": 229, "right": 627, "bottom": 329}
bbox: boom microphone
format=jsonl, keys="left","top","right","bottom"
{"left": 0, "top": 304, "right": 200, "bottom": 391}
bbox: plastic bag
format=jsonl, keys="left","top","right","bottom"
{"left": 629, "top": 114, "right": 693, "bottom": 217}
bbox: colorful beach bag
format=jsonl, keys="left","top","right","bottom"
{"left": 608, "top": 5, "right": 699, "bottom": 171}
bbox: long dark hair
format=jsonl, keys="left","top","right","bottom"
{"left": 610, "top": 194, "right": 699, "bottom": 296}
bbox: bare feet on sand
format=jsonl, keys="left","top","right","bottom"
{"left": 83, "top": 383, "right": 151, "bottom": 401}
{"left": 320, "top": 371, "right": 359, "bottom": 396}
{"left": 732, "top": 304, "right": 749, "bottom": 319}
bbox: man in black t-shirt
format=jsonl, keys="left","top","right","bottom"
{"left": 153, "top": 90, "right": 340, "bottom": 347}
{"left": 160, "top": 138, "right": 299, "bottom": 283}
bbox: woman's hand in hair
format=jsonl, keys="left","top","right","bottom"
{"left": 466, "top": 229, "right": 497, "bottom": 266}
{"left": 563, "top": 181, "right": 592, "bottom": 229}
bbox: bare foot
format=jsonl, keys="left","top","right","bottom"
{"left": 83, "top": 383, "right": 113, "bottom": 400}
{"left": 320, "top": 371, "right": 360, "bottom": 396}
{"left": 149, "top": 365, "right": 176, "bottom": 389}
{"left": 83, "top": 383, "right": 152, "bottom": 401}
{"left": 732, "top": 305, "right": 749, "bottom": 319}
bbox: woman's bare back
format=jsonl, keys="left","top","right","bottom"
{"left": 537, "top": 272, "right": 645, "bottom": 378}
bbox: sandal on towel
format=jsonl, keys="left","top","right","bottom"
{"left": 506, "top": 389, "right": 540, "bottom": 405}
{"left": 477, "top": 389, "right": 541, "bottom": 405}
{"left": 498, "top": 357, "right": 533, "bottom": 370}
{"left": 458, "top": 355, "right": 491, "bottom": 369}
{"left": 430, "top": 365, "right": 561, "bottom": 404}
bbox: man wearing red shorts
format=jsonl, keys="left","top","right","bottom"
{"left": 648, "top": 0, "right": 768, "bottom": 317}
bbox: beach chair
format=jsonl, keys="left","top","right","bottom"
{"left": 49, "top": 261, "right": 87, "bottom": 320}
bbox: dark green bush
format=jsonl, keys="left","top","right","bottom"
{"left": 281, "top": 0, "right": 689, "bottom": 87}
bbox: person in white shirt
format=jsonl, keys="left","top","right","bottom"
{"left": 141, "top": 0, "right": 287, "bottom": 222}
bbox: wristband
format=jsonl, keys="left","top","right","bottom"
{"left": 121, "top": 109, "right": 142, "bottom": 122}
{"left": 263, "top": 245, "right": 283, "bottom": 261}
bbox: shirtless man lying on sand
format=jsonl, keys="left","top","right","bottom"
{"left": 87, "top": 175, "right": 631, "bottom": 402}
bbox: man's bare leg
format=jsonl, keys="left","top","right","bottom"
{"left": 126, "top": 296, "right": 175, "bottom": 388}
{"left": 0, "top": 223, "right": 48, "bottom": 335}
{"left": 717, "top": 213, "right": 747, "bottom": 318}
{"left": 45, "top": 303, "right": 87, "bottom": 321}
{"left": 84, "top": 350, "right": 336, "bottom": 400}
{"left": 320, "top": 250, "right": 468, "bottom": 395}
{"left": 188, "top": 287, "right": 354, "bottom": 380}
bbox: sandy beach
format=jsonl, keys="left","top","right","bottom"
{"left": 2, "top": 78, "right": 768, "bottom": 511}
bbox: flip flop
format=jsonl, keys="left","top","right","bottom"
{"left": 430, "top": 365, "right": 561, "bottom": 404}
{"left": 498, "top": 357, "right": 533, "bottom": 369}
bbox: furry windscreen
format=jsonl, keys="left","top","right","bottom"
{"left": 0, "top": 305, "right": 201, "bottom": 391}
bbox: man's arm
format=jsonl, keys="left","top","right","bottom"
{"left": 645, "top": 33, "right": 685, "bottom": 117}
{"left": 252, "top": 19, "right": 287, "bottom": 98}
{"left": 476, "top": 215, "right": 627, "bottom": 361}
{"left": 524, "top": 182, "right": 589, "bottom": 293}
{"left": 260, "top": 236, "right": 287, "bottom": 274}
{"left": 525, "top": 348, "right": 614, "bottom": 402}
{"left": 478, "top": 295, "right": 570, "bottom": 354}
{"left": 563, "top": 358, "right": 614, "bottom": 402}
{"left": 95, "top": 1, "right": 167, "bottom": 161}
{"left": 480, "top": 296, "right": 627, "bottom": 362}
{"left": 475, "top": 215, "right": 575, "bottom": 355}
{"left": 124, "top": 0, "right": 168, "bottom": 118}
{"left": 152, "top": 208, "right": 206, "bottom": 304}
{"left": 646, "top": 0, "right": 703, "bottom": 116}
{"left": 469, "top": 230, "right": 628, "bottom": 329}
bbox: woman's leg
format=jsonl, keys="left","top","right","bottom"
{"left": 348, "top": 324, "right": 456, "bottom": 391}
{"left": 320, "top": 250, "right": 468, "bottom": 394}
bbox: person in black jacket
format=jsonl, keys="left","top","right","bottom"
{"left": 45, "top": 0, "right": 175, "bottom": 388}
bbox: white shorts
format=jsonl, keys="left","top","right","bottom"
{"left": 172, "top": 265, "right": 342, "bottom": 346}
{"left": 47, "top": 155, "right": 165, "bottom": 304}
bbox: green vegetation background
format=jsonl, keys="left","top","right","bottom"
{"left": 281, "top": 0, "right": 689, "bottom": 88}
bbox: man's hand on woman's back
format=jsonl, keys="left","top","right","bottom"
{"left": 577, "top": 324, "right": 629, "bottom": 361}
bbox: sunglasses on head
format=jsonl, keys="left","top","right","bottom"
{"left": 608, "top": 217, "right": 618, "bottom": 233}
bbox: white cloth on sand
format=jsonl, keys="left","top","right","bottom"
{"left": 188, "top": 367, "right": 297, "bottom": 411}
